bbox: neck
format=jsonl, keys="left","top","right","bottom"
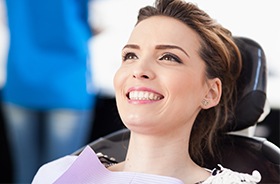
{"left": 121, "top": 129, "right": 206, "bottom": 183}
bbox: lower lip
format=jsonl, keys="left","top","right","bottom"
{"left": 128, "top": 99, "right": 161, "bottom": 104}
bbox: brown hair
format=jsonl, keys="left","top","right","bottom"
{"left": 136, "top": 0, "right": 242, "bottom": 165}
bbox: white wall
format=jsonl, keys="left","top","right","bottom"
{"left": 0, "top": 1, "right": 8, "bottom": 88}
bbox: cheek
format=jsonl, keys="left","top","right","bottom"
{"left": 113, "top": 69, "right": 123, "bottom": 112}
{"left": 113, "top": 70, "right": 119, "bottom": 91}
{"left": 113, "top": 68, "right": 125, "bottom": 91}
{"left": 167, "top": 79, "right": 204, "bottom": 124}
{"left": 166, "top": 73, "right": 204, "bottom": 104}
{"left": 113, "top": 67, "right": 130, "bottom": 108}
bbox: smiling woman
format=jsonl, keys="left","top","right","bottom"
{"left": 32, "top": 0, "right": 261, "bottom": 183}
{"left": 114, "top": 15, "right": 215, "bottom": 140}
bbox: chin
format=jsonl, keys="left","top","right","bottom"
{"left": 122, "top": 118, "right": 161, "bottom": 134}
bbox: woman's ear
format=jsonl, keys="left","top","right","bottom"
{"left": 201, "top": 78, "right": 222, "bottom": 109}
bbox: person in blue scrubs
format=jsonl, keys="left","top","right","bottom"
{"left": 2, "top": 0, "right": 96, "bottom": 183}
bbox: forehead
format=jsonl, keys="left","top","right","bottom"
{"left": 128, "top": 16, "right": 201, "bottom": 52}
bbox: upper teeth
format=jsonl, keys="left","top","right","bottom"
{"left": 129, "top": 91, "right": 162, "bottom": 100}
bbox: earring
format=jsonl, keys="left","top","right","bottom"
{"left": 202, "top": 99, "right": 209, "bottom": 106}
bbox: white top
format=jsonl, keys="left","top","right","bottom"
{"left": 32, "top": 146, "right": 261, "bottom": 184}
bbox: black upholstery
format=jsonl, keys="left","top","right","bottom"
{"left": 227, "top": 37, "right": 267, "bottom": 131}
{"left": 206, "top": 134, "right": 280, "bottom": 183}
{"left": 74, "top": 37, "right": 280, "bottom": 183}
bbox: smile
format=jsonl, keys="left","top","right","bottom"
{"left": 128, "top": 91, "right": 164, "bottom": 101}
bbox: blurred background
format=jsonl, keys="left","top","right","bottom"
{"left": 0, "top": 0, "right": 279, "bottom": 183}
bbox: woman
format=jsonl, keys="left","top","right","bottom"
{"left": 32, "top": 0, "right": 261, "bottom": 183}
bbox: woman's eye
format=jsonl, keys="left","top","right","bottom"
{"left": 122, "top": 52, "right": 138, "bottom": 61}
{"left": 159, "top": 54, "right": 182, "bottom": 63}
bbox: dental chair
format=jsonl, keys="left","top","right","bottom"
{"left": 75, "top": 37, "right": 280, "bottom": 183}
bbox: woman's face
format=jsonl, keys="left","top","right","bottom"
{"left": 114, "top": 16, "right": 211, "bottom": 135}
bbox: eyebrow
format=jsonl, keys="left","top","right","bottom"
{"left": 122, "top": 44, "right": 140, "bottom": 50}
{"left": 155, "top": 45, "right": 190, "bottom": 58}
{"left": 122, "top": 44, "right": 190, "bottom": 58}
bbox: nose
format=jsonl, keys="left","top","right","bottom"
{"left": 133, "top": 73, "right": 149, "bottom": 79}
{"left": 132, "top": 61, "right": 155, "bottom": 80}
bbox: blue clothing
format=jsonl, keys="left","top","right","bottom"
{"left": 3, "top": 103, "right": 94, "bottom": 183}
{"left": 3, "top": 0, "right": 95, "bottom": 109}
{"left": 2, "top": 0, "right": 96, "bottom": 183}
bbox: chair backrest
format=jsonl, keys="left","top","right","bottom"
{"left": 216, "top": 37, "right": 279, "bottom": 183}
{"left": 226, "top": 36, "right": 267, "bottom": 131}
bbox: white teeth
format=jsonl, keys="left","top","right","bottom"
{"left": 129, "top": 91, "right": 162, "bottom": 100}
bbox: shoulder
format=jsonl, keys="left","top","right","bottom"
{"left": 202, "top": 165, "right": 261, "bottom": 184}
{"left": 32, "top": 155, "right": 77, "bottom": 184}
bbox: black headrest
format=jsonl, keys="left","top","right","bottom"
{"left": 226, "top": 37, "right": 267, "bottom": 132}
